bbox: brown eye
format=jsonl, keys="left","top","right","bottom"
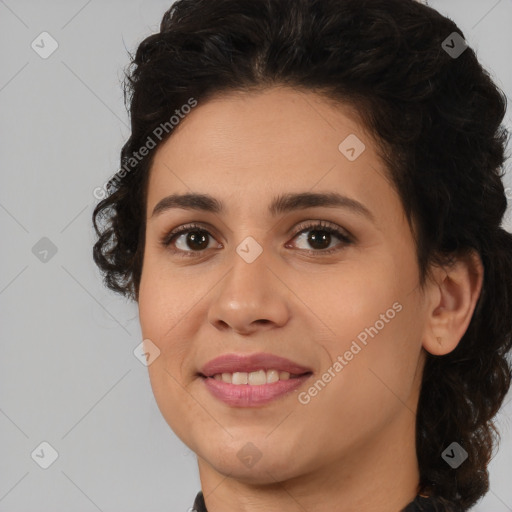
{"left": 289, "top": 221, "right": 353, "bottom": 255}
{"left": 161, "top": 224, "right": 219, "bottom": 256}
{"left": 161, "top": 220, "right": 353, "bottom": 258}
{"left": 177, "top": 230, "right": 210, "bottom": 251}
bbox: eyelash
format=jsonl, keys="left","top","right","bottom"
{"left": 160, "top": 220, "right": 354, "bottom": 258}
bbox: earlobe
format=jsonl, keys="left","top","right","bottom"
{"left": 423, "top": 250, "right": 484, "bottom": 356}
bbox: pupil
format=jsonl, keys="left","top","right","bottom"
{"left": 308, "top": 231, "right": 330, "bottom": 250}
{"left": 188, "top": 231, "right": 208, "bottom": 250}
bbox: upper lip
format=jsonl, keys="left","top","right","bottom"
{"left": 199, "top": 352, "right": 313, "bottom": 377}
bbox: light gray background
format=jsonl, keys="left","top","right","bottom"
{"left": 0, "top": 1, "right": 511, "bottom": 511}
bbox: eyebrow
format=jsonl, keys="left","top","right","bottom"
{"left": 150, "top": 191, "right": 375, "bottom": 222}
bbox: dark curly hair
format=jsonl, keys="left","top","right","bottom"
{"left": 92, "top": 0, "right": 512, "bottom": 509}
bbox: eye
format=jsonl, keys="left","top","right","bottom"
{"left": 160, "top": 220, "right": 353, "bottom": 257}
{"left": 287, "top": 220, "right": 353, "bottom": 255}
{"left": 160, "top": 222, "right": 220, "bottom": 257}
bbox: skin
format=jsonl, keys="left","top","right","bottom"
{"left": 137, "top": 86, "right": 483, "bottom": 512}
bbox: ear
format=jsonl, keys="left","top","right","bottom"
{"left": 422, "top": 249, "right": 484, "bottom": 356}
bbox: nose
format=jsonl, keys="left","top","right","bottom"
{"left": 207, "top": 244, "right": 291, "bottom": 335}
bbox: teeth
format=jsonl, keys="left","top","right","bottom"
{"left": 248, "top": 369, "right": 266, "bottom": 385}
{"left": 266, "top": 369, "right": 279, "bottom": 383}
{"left": 232, "top": 372, "right": 248, "bottom": 385}
{"left": 211, "top": 369, "right": 295, "bottom": 385}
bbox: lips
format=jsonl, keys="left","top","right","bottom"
{"left": 199, "top": 352, "right": 313, "bottom": 378}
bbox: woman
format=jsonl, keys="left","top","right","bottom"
{"left": 92, "top": 0, "right": 512, "bottom": 510}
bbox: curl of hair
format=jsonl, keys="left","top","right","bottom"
{"left": 92, "top": 0, "right": 512, "bottom": 508}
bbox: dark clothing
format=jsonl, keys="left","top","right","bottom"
{"left": 191, "top": 490, "right": 464, "bottom": 511}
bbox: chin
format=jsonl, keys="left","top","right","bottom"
{"left": 199, "top": 442, "right": 306, "bottom": 483}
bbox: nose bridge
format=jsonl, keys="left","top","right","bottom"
{"left": 208, "top": 234, "right": 290, "bottom": 332}
{"left": 227, "top": 234, "right": 272, "bottom": 300}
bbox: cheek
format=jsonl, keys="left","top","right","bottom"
{"left": 312, "top": 263, "right": 422, "bottom": 401}
{"left": 311, "top": 264, "right": 400, "bottom": 342}
{"left": 137, "top": 264, "right": 194, "bottom": 385}
{"left": 137, "top": 271, "right": 198, "bottom": 436}
{"left": 301, "top": 306, "right": 421, "bottom": 450}
{"left": 138, "top": 249, "right": 192, "bottom": 340}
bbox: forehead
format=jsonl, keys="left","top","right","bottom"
{"left": 152, "top": 87, "right": 371, "bottom": 167}
{"left": 146, "top": 87, "right": 400, "bottom": 224}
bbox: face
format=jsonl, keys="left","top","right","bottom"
{"left": 138, "top": 87, "right": 429, "bottom": 484}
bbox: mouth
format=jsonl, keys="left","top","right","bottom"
{"left": 199, "top": 351, "right": 313, "bottom": 378}
{"left": 197, "top": 352, "right": 313, "bottom": 407}
{"left": 198, "top": 371, "right": 313, "bottom": 407}
{"left": 198, "top": 369, "right": 312, "bottom": 385}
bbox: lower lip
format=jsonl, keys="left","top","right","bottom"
{"left": 201, "top": 374, "right": 312, "bottom": 407}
